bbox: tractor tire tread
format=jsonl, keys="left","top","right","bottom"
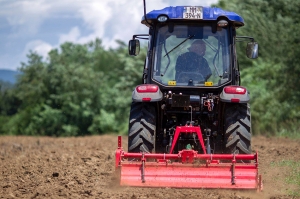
{"left": 224, "top": 103, "right": 251, "bottom": 155}
{"left": 128, "top": 102, "right": 156, "bottom": 153}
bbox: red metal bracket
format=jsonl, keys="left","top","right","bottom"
{"left": 115, "top": 136, "right": 123, "bottom": 168}
{"left": 118, "top": 136, "right": 122, "bottom": 149}
{"left": 169, "top": 125, "right": 206, "bottom": 154}
{"left": 179, "top": 150, "right": 197, "bottom": 163}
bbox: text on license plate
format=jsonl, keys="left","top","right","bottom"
{"left": 183, "top": 7, "right": 203, "bottom": 19}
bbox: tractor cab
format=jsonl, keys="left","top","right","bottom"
{"left": 129, "top": 6, "right": 258, "bottom": 88}
{"left": 153, "top": 22, "right": 230, "bottom": 87}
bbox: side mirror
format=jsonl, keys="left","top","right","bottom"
{"left": 128, "top": 39, "right": 140, "bottom": 56}
{"left": 246, "top": 42, "right": 258, "bottom": 59}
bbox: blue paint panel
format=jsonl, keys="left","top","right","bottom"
{"left": 142, "top": 6, "right": 244, "bottom": 25}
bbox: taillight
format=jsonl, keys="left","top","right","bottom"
{"left": 142, "top": 98, "right": 151, "bottom": 102}
{"left": 231, "top": 98, "right": 240, "bottom": 103}
{"left": 136, "top": 85, "right": 159, "bottom": 93}
{"left": 224, "top": 86, "right": 247, "bottom": 94}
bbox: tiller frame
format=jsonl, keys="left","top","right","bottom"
{"left": 115, "top": 126, "right": 262, "bottom": 190}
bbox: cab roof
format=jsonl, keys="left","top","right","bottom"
{"left": 142, "top": 6, "right": 244, "bottom": 27}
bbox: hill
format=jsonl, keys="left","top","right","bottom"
{"left": 0, "top": 69, "right": 20, "bottom": 84}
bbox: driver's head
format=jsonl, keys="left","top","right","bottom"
{"left": 188, "top": 40, "right": 206, "bottom": 56}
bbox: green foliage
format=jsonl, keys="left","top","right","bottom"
{"left": 0, "top": 82, "right": 20, "bottom": 135}
{"left": 0, "top": 39, "right": 145, "bottom": 136}
{"left": 0, "top": 80, "right": 14, "bottom": 91}
{"left": 214, "top": 0, "right": 300, "bottom": 136}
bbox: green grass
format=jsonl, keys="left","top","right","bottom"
{"left": 270, "top": 160, "right": 300, "bottom": 196}
{"left": 276, "top": 128, "right": 300, "bottom": 139}
{"left": 274, "top": 120, "right": 300, "bottom": 139}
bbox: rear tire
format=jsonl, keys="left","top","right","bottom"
{"left": 128, "top": 102, "right": 156, "bottom": 153}
{"left": 224, "top": 103, "right": 251, "bottom": 154}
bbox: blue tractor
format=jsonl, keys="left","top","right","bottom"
{"left": 115, "top": 1, "right": 261, "bottom": 189}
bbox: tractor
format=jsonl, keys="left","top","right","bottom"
{"left": 115, "top": 1, "right": 262, "bottom": 190}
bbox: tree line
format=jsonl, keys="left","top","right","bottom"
{"left": 0, "top": 39, "right": 145, "bottom": 136}
{"left": 0, "top": 0, "right": 299, "bottom": 137}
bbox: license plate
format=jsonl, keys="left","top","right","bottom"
{"left": 183, "top": 7, "right": 203, "bottom": 19}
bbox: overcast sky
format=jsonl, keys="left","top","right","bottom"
{"left": 0, "top": 0, "right": 218, "bottom": 71}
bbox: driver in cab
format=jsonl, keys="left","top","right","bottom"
{"left": 175, "top": 40, "right": 212, "bottom": 82}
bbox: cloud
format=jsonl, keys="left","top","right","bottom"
{"left": 78, "top": 1, "right": 112, "bottom": 37}
{"left": 71, "top": 0, "right": 219, "bottom": 48}
{"left": 59, "top": 27, "right": 81, "bottom": 44}
{"left": 23, "top": 40, "right": 53, "bottom": 59}
{"left": 1, "top": 0, "right": 50, "bottom": 36}
{"left": 61, "top": 0, "right": 143, "bottom": 48}
{"left": 0, "top": 0, "right": 219, "bottom": 70}
{"left": 1, "top": 0, "right": 219, "bottom": 43}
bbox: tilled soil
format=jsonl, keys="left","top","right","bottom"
{"left": 0, "top": 135, "right": 299, "bottom": 199}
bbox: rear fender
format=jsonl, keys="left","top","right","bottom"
{"left": 220, "top": 86, "right": 250, "bottom": 103}
{"left": 132, "top": 84, "right": 163, "bottom": 102}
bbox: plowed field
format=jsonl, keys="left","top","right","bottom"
{"left": 1, "top": 135, "right": 299, "bottom": 199}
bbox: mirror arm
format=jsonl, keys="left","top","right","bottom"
{"left": 133, "top": 34, "right": 149, "bottom": 40}
{"left": 236, "top": 36, "right": 255, "bottom": 42}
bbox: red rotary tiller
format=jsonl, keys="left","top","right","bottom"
{"left": 115, "top": 125, "right": 262, "bottom": 190}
